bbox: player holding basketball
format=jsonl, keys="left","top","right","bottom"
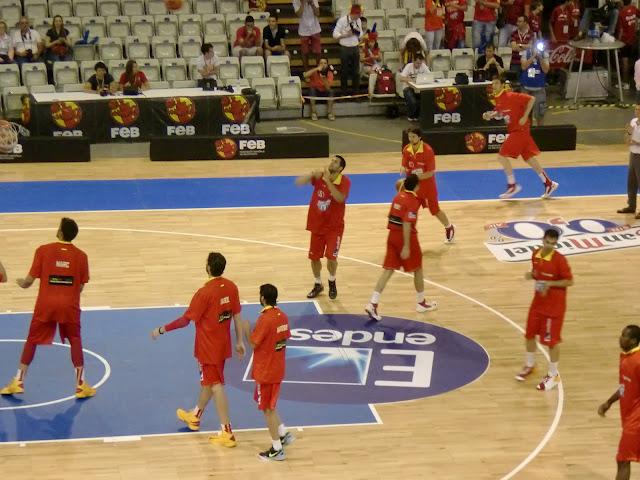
{"left": 598, "top": 325, "right": 640, "bottom": 480}
{"left": 0, "top": 218, "right": 96, "bottom": 399}
{"left": 483, "top": 73, "right": 559, "bottom": 199}
{"left": 365, "top": 174, "right": 438, "bottom": 322}
{"left": 296, "top": 155, "right": 351, "bottom": 300}
{"left": 0, "top": 260, "right": 6, "bottom": 282}
{"left": 241, "top": 284, "right": 294, "bottom": 461}
{"left": 515, "top": 228, "right": 573, "bottom": 391}
{"left": 151, "top": 252, "right": 245, "bottom": 447}
{"left": 401, "top": 127, "right": 455, "bottom": 243}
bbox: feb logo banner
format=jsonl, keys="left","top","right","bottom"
{"left": 485, "top": 217, "right": 640, "bottom": 262}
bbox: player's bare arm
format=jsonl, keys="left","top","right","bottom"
{"left": 482, "top": 110, "right": 498, "bottom": 121}
{"left": 294, "top": 170, "right": 322, "bottom": 185}
{"left": 322, "top": 170, "right": 346, "bottom": 202}
{"left": 598, "top": 389, "right": 621, "bottom": 416}
{"left": 524, "top": 271, "right": 533, "bottom": 280}
{"left": 519, "top": 96, "right": 535, "bottom": 126}
{"left": 16, "top": 274, "right": 35, "bottom": 289}
{"left": 401, "top": 221, "right": 411, "bottom": 260}
{"left": 232, "top": 313, "right": 246, "bottom": 357}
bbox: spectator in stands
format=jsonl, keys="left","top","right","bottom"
{"left": 445, "top": 0, "right": 467, "bottom": 49}
{"left": 45, "top": 15, "right": 72, "bottom": 83}
{"left": 333, "top": 4, "right": 364, "bottom": 95}
{"left": 473, "top": 0, "right": 500, "bottom": 52}
{"left": 304, "top": 57, "right": 335, "bottom": 121}
{"left": 528, "top": 1, "right": 543, "bottom": 39}
{"left": 233, "top": 15, "right": 263, "bottom": 59}
{"left": 401, "top": 37, "right": 427, "bottom": 68}
{"left": 12, "top": 16, "right": 43, "bottom": 66}
{"left": 579, "top": 0, "right": 621, "bottom": 37}
{"left": 360, "top": 31, "right": 381, "bottom": 77}
{"left": 118, "top": 60, "right": 150, "bottom": 92}
{"left": 0, "top": 21, "right": 14, "bottom": 64}
{"left": 616, "top": 0, "right": 639, "bottom": 90}
{"left": 293, "top": 0, "right": 321, "bottom": 72}
{"left": 498, "top": 0, "right": 530, "bottom": 47}
{"left": 424, "top": 0, "right": 446, "bottom": 50}
{"left": 510, "top": 15, "right": 533, "bottom": 75}
{"left": 520, "top": 41, "right": 549, "bottom": 125}
{"left": 263, "top": 14, "right": 289, "bottom": 58}
{"left": 84, "top": 61, "right": 116, "bottom": 95}
{"left": 399, "top": 53, "right": 430, "bottom": 122}
{"left": 476, "top": 43, "right": 504, "bottom": 77}
{"left": 635, "top": 57, "right": 640, "bottom": 100}
{"left": 360, "top": 17, "right": 370, "bottom": 35}
{"left": 550, "top": 0, "right": 575, "bottom": 44}
{"left": 196, "top": 43, "right": 220, "bottom": 80}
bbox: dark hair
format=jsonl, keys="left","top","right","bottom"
{"left": 404, "top": 173, "right": 419, "bottom": 191}
{"left": 269, "top": 13, "right": 278, "bottom": 20}
{"left": 485, "top": 43, "right": 495, "bottom": 51}
{"left": 407, "top": 127, "right": 422, "bottom": 137}
{"left": 260, "top": 283, "right": 278, "bottom": 306}
{"left": 207, "top": 252, "right": 226, "bottom": 276}
{"left": 245, "top": 15, "right": 255, "bottom": 23}
{"left": 625, "top": 325, "right": 640, "bottom": 344}
{"left": 125, "top": 59, "right": 137, "bottom": 86}
{"left": 624, "top": 0, "right": 631, "bottom": 5}
{"left": 543, "top": 228, "right": 560, "bottom": 241}
{"left": 53, "top": 15, "right": 64, "bottom": 33}
{"left": 201, "top": 42, "right": 213, "bottom": 54}
{"left": 517, "top": 15, "right": 526, "bottom": 22}
{"left": 360, "top": 16, "right": 367, "bottom": 22}
{"left": 335, "top": 154, "right": 346, "bottom": 171}
{"left": 414, "top": 53, "right": 425, "bottom": 61}
{"left": 94, "top": 61, "right": 107, "bottom": 72}
{"left": 531, "top": 1, "right": 542, "bottom": 9}
{"left": 59, "top": 217, "right": 78, "bottom": 241}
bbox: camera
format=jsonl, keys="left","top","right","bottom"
{"left": 349, "top": 21, "right": 361, "bottom": 36}
{"left": 99, "top": 88, "right": 109, "bottom": 97}
{"left": 535, "top": 41, "right": 544, "bottom": 52}
{"left": 25, "top": 49, "right": 33, "bottom": 59}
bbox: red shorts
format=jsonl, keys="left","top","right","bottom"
{"left": 300, "top": 33, "right": 321, "bottom": 55}
{"left": 308, "top": 230, "right": 343, "bottom": 261}
{"left": 418, "top": 179, "right": 440, "bottom": 215}
{"left": 499, "top": 131, "right": 540, "bottom": 161}
{"left": 525, "top": 308, "right": 564, "bottom": 347}
{"left": 27, "top": 305, "right": 82, "bottom": 344}
{"left": 383, "top": 230, "right": 422, "bottom": 273}
{"left": 254, "top": 383, "right": 281, "bottom": 411}
{"left": 199, "top": 362, "right": 225, "bottom": 386}
{"left": 617, "top": 430, "right": 640, "bottom": 462}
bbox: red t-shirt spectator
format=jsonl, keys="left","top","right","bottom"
{"left": 511, "top": 27, "right": 534, "bottom": 64}
{"left": 425, "top": 0, "right": 446, "bottom": 30}
{"left": 250, "top": 306, "right": 291, "bottom": 384}
{"left": 119, "top": 71, "right": 148, "bottom": 88}
{"left": 446, "top": 0, "right": 467, "bottom": 27}
{"left": 362, "top": 45, "right": 381, "bottom": 66}
{"left": 503, "top": 0, "right": 530, "bottom": 26}
{"left": 308, "top": 69, "right": 333, "bottom": 91}
{"left": 528, "top": 12, "right": 541, "bottom": 35}
{"left": 550, "top": 3, "right": 572, "bottom": 43}
{"left": 568, "top": 0, "right": 581, "bottom": 39}
{"left": 618, "top": 4, "right": 640, "bottom": 46}
{"left": 234, "top": 25, "right": 261, "bottom": 48}
{"left": 474, "top": 0, "right": 499, "bottom": 22}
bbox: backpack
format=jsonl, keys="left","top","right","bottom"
{"left": 375, "top": 68, "right": 395, "bottom": 94}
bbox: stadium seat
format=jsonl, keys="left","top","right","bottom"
{"left": 73, "top": 43, "right": 96, "bottom": 61}
{"left": 178, "top": 35, "right": 201, "bottom": 58}
{"left": 452, "top": 48, "right": 475, "bottom": 70}
{"left": 64, "top": 16, "right": 83, "bottom": 40}
{"left": 80, "top": 60, "right": 97, "bottom": 82}
{"left": 138, "top": 58, "right": 161, "bottom": 81}
{"left": 30, "top": 84, "right": 56, "bottom": 94}
{"left": 21, "top": 63, "right": 48, "bottom": 88}
{"left": 225, "top": 13, "right": 245, "bottom": 41}
{"left": 365, "top": 10, "right": 386, "bottom": 31}
{"left": 379, "top": 0, "right": 398, "bottom": 9}
{"left": 24, "top": 0, "right": 49, "bottom": 19}
{"left": 277, "top": 76, "right": 302, "bottom": 109}
{"left": 266, "top": 54, "right": 290, "bottom": 79}
{"left": 82, "top": 17, "right": 107, "bottom": 39}
{"left": 0, "top": 64, "right": 20, "bottom": 88}
{"left": 53, "top": 61, "right": 80, "bottom": 87}
{"left": 401, "top": 0, "right": 422, "bottom": 9}
{"left": 152, "top": 36, "right": 178, "bottom": 59}
{"left": 155, "top": 15, "right": 179, "bottom": 37}
{"left": 332, "top": 0, "right": 351, "bottom": 16}
{"left": 217, "top": 0, "right": 239, "bottom": 14}
{"left": 218, "top": 56, "right": 240, "bottom": 82}
{"left": 125, "top": 36, "right": 150, "bottom": 59}
{"left": 205, "top": 34, "right": 229, "bottom": 57}
{"left": 148, "top": 80, "right": 170, "bottom": 88}
{"left": 131, "top": 15, "right": 155, "bottom": 38}
{"left": 107, "top": 16, "right": 131, "bottom": 39}
{"left": 98, "top": 0, "right": 121, "bottom": 16}
{"left": 49, "top": 0, "right": 73, "bottom": 17}
{"left": 226, "top": 77, "right": 249, "bottom": 90}
{"left": 188, "top": 57, "right": 200, "bottom": 79}
{"left": 108, "top": 59, "right": 127, "bottom": 79}
{"left": 73, "top": 0, "right": 97, "bottom": 16}
{"left": 250, "top": 77, "right": 277, "bottom": 109}
{"left": 98, "top": 37, "right": 124, "bottom": 60}
{"left": 194, "top": 0, "right": 215, "bottom": 14}
{"left": 33, "top": 18, "right": 53, "bottom": 39}
{"left": 62, "top": 83, "right": 86, "bottom": 91}
{"left": 409, "top": 11, "right": 424, "bottom": 29}
{"left": 394, "top": 27, "right": 414, "bottom": 48}
{"left": 203, "top": 14, "right": 226, "bottom": 36}
{"left": 386, "top": 8, "right": 408, "bottom": 30}
{"left": 179, "top": 14, "right": 202, "bottom": 36}
{"left": 3, "top": 86, "right": 28, "bottom": 113}
{"left": 252, "top": 11, "right": 270, "bottom": 32}
{"left": 172, "top": 79, "right": 196, "bottom": 87}
{"left": 240, "top": 55, "right": 265, "bottom": 80}
{"left": 498, "top": 46, "right": 512, "bottom": 69}
{"left": 122, "top": 0, "right": 144, "bottom": 15}
{"left": 429, "top": 49, "right": 451, "bottom": 71}
{"left": 162, "top": 58, "right": 187, "bottom": 81}
{"left": 146, "top": 0, "right": 168, "bottom": 15}
{"left": 376, "top": 30, "right": 396, "bottom": 52}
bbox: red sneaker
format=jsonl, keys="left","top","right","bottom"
{"left": 499, "top": 183, "right": 522, "bottom": 199}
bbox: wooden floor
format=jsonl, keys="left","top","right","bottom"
{"left": 0, "top": 147, "right": 637, "bottom": 479}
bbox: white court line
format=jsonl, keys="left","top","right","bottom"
{"left": 0, "top": 192, "right": 626, "bottom": 216}
{"left": 0, "top": 226, "right": 563, "bottom": 480}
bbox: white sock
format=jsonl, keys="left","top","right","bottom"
{"left": 525, "top": 352, "right": 535, "bottom": 368}
{"left": 314, "top": 276, "right": 321, "bottom": 284}
{"left": 278, "top": 424, "right": 286, "bottom": 437}
{"left": 75, "top": 367, "right": 85, "bottom": 385}
{"left": 328, "top": 274, "right": 336, "bottom": 282}
{"left": 416, "top": 291, "right": 425, "bottom": 303}
{"left": 272, "top": 439, "right": 283, "bottom": 451}
{"left": 548, "top": 362, "right": 559, "bottom": 377}
{"left": 15, "top": 369, "right": 24, "bottom": 381}
{"left": 370, "top": 291, "right": 381, "bottom": 304}
{"left": 445, "top": 223, "right": 452, "bottom": 229}
{"left": 507, "top": 174, "right": 516, "bottom": 185}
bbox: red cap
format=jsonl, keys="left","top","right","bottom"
{"left": 350, "top": 4, "right": 362, "bottom": 15}
{"left": 368, "top": 32, "right": 378, "bottom": 41}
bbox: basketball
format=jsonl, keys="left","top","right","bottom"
{"left": 164, "top": 0, "right": 183, "bottom": 11}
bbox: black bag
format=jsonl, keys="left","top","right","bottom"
{"left": 198, "top": 78, "right": 217, "bottom": 90}
{"left": 473, "top": 69, "right": 486, "bottom": 82}
{"left": 123, "top": 86, "right": 139, "bottom": 95}
{"left": 454, "top": 72, "right": 469, "bottom": 85}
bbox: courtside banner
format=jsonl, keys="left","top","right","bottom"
{"left": 401, "top": 125, "right": 576, "bottom": 155}
{"left": 149, "top": 133, "right": 329, "bottom": 161}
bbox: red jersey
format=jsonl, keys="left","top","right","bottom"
{"left": 402, "top": 140, "right": 436, "bottom": 196}
{"left": 362, "top": 45, "right": 381, "bottom": 66}
{"left": 305, "top": 174, "right": 351, "bottom": 234}
{"left": 29, "top": 242, "right": 89, "bottom": 312}
{"left": 617, "top": 5, "right": 640, "bottom": 46}
{"left": 234, "top": 25, "right": 261, "bottom": 48}
{"left": 388, "top": 190, "right": 420, "bottom": 233}
{"left": 184, "top": 276, "right": 241, "bottom": 365}
{"left": 308, "top": 69, "right": 334, "bottom": 91}
{"left": 620, "top": 347, "right": 640, "bottom": 433}
{"left": 250, "top": 306, "right": 291, "bottom": 384}
{"left": 494, "top": 90, "right": 532, "bottom": 133}
{"left": 529, "top": 248, "right": 572, "bottom": 317}
{"left": 118, "top": 71, "right": 148, "bottom": 88}
{"left": 445, "top": 0, "right": 467, "bottom": 26}
{"left": 425, "top": 0, "right": 446, "bottom": 31}
{"left": 503, "top": 0, "right": 529, "bottom": 25}
{"left": 568, "top": 0, "right": 581, "bottom": 37}
{"left": 474, "top": 0, "right": 499, "bottom": 21}
{"left": 528, "top": 12, "right": 541, "bottom": 35}
{"left": 511, "top": 28, "right": 534, "bottom": 64}
{"left": 551, "top": 4, "right": 571, "bottom": 43}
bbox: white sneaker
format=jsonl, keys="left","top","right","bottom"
{"left": 416, "top": 300, "right": 438, "bottom": 313}
{"left": 536, "top": 374, "right": 561, "bottom": 391}
{"left": 541, "top": 181, "right": 559, "bottom": 199}
{"left": 499, "top": 183, "right": 522, "bottom": 199}
{"left": 445, "top": 224, "right": 455, "bottom": 243}
{"left": 365, "top": 303, "right": 382, "bottom": 321}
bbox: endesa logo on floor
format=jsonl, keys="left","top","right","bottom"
{"left": 237, "top": 314, "right": 489, "bottom": 404}
{"left": 485, "top": 217, "right": 640, "bottom": 262}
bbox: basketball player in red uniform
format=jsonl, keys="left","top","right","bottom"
{"left": 365, "top": 174, "right": 438, "bottom": 321}
{"left": 0, "top": 260, "right": 6, "bottom": 282}
{"left": 598, "top": 325, "right": 640, "bottom": 480}
{"left": 401, "top": 127, "right": 455, "bottom": 243}
{"left": 483, "top": 73, "right": 559, "bottom": 199}
{"left": 241, "top": 283, "right": 294, "bottom": 461}
{"left": 151, "top": 252, "right": 245, "bottom": 447}
{"left": 515, "top": 228, "right": 573, "bottom": 391}
{"left": 0, "top": 218, "right": 96, "bottom": 399}
{"left": 296, "top": 155, "right": 351, "bottom": 300}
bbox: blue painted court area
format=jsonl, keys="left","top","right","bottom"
{"left": 0, "top": 165, "right": 627, "bottom": 213}
{"left": 0, "top": 302, "right": 379, "bottom": 443}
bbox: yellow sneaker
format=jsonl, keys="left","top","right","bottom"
{"left": 209, "top": 431, "right": 237, "bottom": 448}
{"left": 75, "top": 382, "right": 96, "bottom": 399}
{"left": 0, "top": 378, "right": 24, "bottom": 395}
{"left": 176, "top": 408, "right": 200, "bottom": 431}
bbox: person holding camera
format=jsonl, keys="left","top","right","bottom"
{"left": 196, "top": 43, "right": 220, "bottom": 80}
{"left": 520, "top": 40, "right": 549, "bottom": 126}
{"left": 84, "top": 61, "right": 116, "bottom": 95}
{"left": 45, "top": 15, "right": 72, "bottom": 83}
{"left": 332, "top": 4, "right": 364, "bottom": 96}
{"left": 12, "top": 16, "right": 43, "bottom": 66}
{"left": 304, "top": 57, "right": 335, "bottom": 121}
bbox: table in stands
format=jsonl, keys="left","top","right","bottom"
{"left": 569, "top": 38, "right": 624, "bottom": 106}
{"left": 409, "top": 80, "right": 495, "bottom": 130}
{"left": 28, "top": 88, "right": 259, "bottom": 143}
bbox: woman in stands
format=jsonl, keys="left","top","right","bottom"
{"left": 45, "top": 15, "right": 72, "bottom": 67}
{"left": 84, "top": 61, "right": 116, "bottom": 95}
{"left": 0, "top": 21, "right": 14, "bottom": 64}
{"left": 119, "top": 60, "right": 150, "bottom": 93}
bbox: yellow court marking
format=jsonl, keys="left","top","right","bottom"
{"left": 300, "top": 120, "right": 403, "bottom": 144}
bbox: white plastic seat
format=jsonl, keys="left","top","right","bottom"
{"left": 409, "top": 10, "right": 424, "bottom": 29}
{"left": 402, "top": 0, "right": 422, "bottom": 9}
{"left": 194, "top": 0, "right": 215, "bottom": 13}
{"left": 205, "top": 34, "right": 229, "bottom": 57}
{"left": 379, "top": 0, "right": 398, "bottom": 9}
{"left": 179, "top": 14, "right": 202, "bottom": 36}
{"left": 452, "top": 48, "right": 475, "bottom": 71}
{"left": 240, "top": 55, "right": 264, "bottom": 80}
{"left": 146, "top": 0, "right": 168, "bottom": 14}
{"left": 126, "top": 35, "right": 150, "bottom": 59}
{"left": 21, "top": 63, "right": 48, "bottom": 88}
{"left": 131, "top": 15, "right": 155, "bottom": 38}
{"left": 30, "top": 84, "right": 56, "bottom": 94}
{"left": 162, "top": 57, "right": 187, "bottom": 81}
{"left": 62, "top": 83, "right": 86, "bottom": 91}
{"left": 155, "top": 14, "right": 179, "bottom": 37}
{"left": 49, "top": 0, "right": 73, "bottom": 17}
{"left": 225, "top": 13, "right": 245, "bottom": 41}
{"left": 82, "top": 17, "right": 107, "bottom": 39}
{"left": 3, "top": 86, "right": 28, "bottom": 112}
{"left": 203, "top": 13, "right": 226, "bottom": 35}
{"left": 217, "top": 55, "right": 240, "bottom": 82}
{"left": 498, "top": 46, "right": 513, "bottom": 70}
{"left": 73, "top": 43, "right": 96, "bottom": 61}
{"left": 429, "top": 49, "right": 451, "bottom": 72}
{"left": 80, "top": 60, "right": 97, "bottom": 82}
{"left": 64, "top": 17, "right": 82, "bottom": 40}
{"left": 217, "top": 0, "right": 239, "bottom": 14}
{"left": 138, "top": 58, "right": 161, "bottom": 81}
{"left": 98, "top": 37, "right": 123, "bottom": 60}
{"left": 98, "top": 0, "right": 121, "bottom": 16}
{"left": 250, "top": 77, "right": 276, "bottom": 109}
{"left": 386, "top": 8, "right": 409, "bottom": 30}
{"left": 122, "top": 0, "right": 144, "bottom": 15}
{"left": 365, "top": 10, "right": 386, "bottom": 31}
{"left": 24, "top": 0, "right": 49, "bottom": 19}
{"left": 0, "top": 64, "right": 20, "bottom": 88}
{"left": 266, "top": 54, "right": 290, "bottom": 79}
{"left": 152, "top": 35, "right": 178, "bottom": 59}
{"left": 73, "top": 0, "right": 97, "bottom": 16}
{"left": 277, "top": 75, "right": 302, "bottom": 109}
{"left": 108, "top": 59, "right": 127, "bottom": 79}
{"left": 178, "top": 35, "right": 201, "bottom": 58}
{"left": 172, "top": 79, "right": 196, "bottom": 87}
{"left": 148, "top": 80, "right": 170, "bottom": 88}
{"left": 107, "top": 16, "right": 131, "bottom": 39}
{"left": 33, "top": 18, "right": 53, "bottom": 39}
{"left": 376, "top": 30, "right": 396, "bottom": 52}
{"left": 53, "top": 60, "right": 80, "bottom": 87}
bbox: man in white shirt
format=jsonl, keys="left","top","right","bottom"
{"left": 332, "top": 4, "right": 364, "bottom": 95}
{"left": 399, "top": 53, "right": 430, "bottom": 121}
{"left": 12, "top": 16, "right": 43, "bottom": 66}
{"left": 618, "top": 103, "right": 640, "bottom": 219}
{"left": 196, "top": 43, "right": 220, "bottom": 80}
{"left": 293, "top": 0, "right": 321, "bottom": 72}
